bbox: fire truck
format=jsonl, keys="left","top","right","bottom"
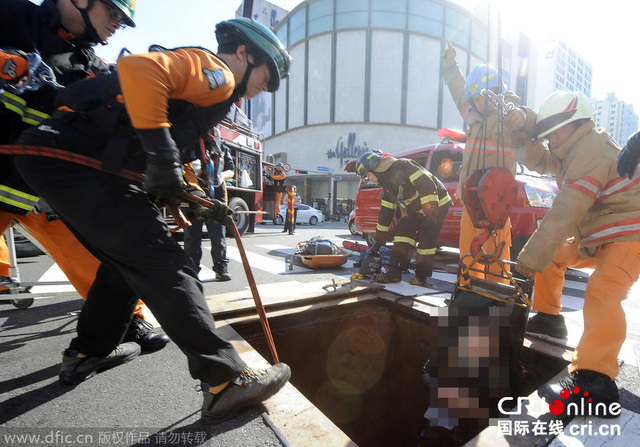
{"left": 212, "top": 118, "right": 280, "bottom": 235}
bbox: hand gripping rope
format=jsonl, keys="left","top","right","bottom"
{"left": 0, "top": 144, "right": 280, "bottom": 364}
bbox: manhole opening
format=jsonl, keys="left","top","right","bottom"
{"left": 231, "top": 298, "right": 568, "bottom": 446}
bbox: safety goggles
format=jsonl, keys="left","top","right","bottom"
{"left": 98, "top": 0, "right": 127, "bottom": 29}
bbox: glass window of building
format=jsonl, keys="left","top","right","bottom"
{"left": 371, "top": 0, "right": 406, "bottom": 29}
{"left": 308, "top": 0, "right": 334, "bottom": 36}
{"left": 289, "top": 8, "right": 306, "bottom": 46}
{"left": 276, "top": 21, "right": 288, "bottom": 48}
{"left": 445, "top": 7, "right": 470, "bottom": 48}
{"left": 470, "top": 21, "right": 488, "bottom": 59}
{"left": 336, "top": 0, "right": 369, "bottom": 29}
{"left": 408, "top": 0, "right": 443, "bottom": 36}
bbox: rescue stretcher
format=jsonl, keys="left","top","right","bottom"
{"left": 288, "top": 238, "right": 350, "bottom": 270}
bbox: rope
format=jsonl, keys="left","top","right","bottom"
{"left": 0, "top": 144, "right": 280, "bottom": 364}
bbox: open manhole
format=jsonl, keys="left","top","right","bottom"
{"left": 230, "top": 296, "right": 568, "bottom": 446}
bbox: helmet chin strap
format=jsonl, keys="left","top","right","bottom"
{"left": 235, "top": 60, "right": 254, "bottom": 98}
{"left": 70, "top": 0, "right": 106, "bottom": 45}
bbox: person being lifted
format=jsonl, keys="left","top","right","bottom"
{"left": 441, "top": 42, "right": 537, "bottom": 282}
{"left": 356, "top": 151, "right": 451, "bottom": 285}
{"left": 12, "top": 17, "right": 293, "bottom": 425}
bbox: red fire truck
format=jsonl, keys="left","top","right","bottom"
{"left": 350, "top": 128, "right": 559, "bottom": 259}
{"left": 213, "top": 118, "right": 280, "bottom": 235}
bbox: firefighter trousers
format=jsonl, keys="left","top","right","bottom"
{"left": 391, "top": 205, "right": 450, "bottom": 279}
{"left": 183, "top": 213, "right": 228, "bottom": 273}
{"left": 0, "top": 211, "right": 146, "bottom": 319}
{"left": 568, "top": 241, "right": 640, "bottom": 380}
{"left": 14, "top": 155, "right": 246, "bottom": 386}
{"left": 459, "top": 208, "right": 511, "bottom": 284}
{"left": 532, "top": 239, "right": 595, "bottom": 315}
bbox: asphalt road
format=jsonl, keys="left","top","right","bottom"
{"left": 2, "top": 219, "right": 640, "bottom": 446}
{"left": 0, "top": 220, "right": 369, "bottom": 447}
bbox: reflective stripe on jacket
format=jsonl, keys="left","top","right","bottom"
{"left": 519, "top": 121, "right": 640, "bottom": 271}
{"left": 376, "top": 159, "right": 451, "bottom": 234}
{"left": 442, "top": 58, "right": 523, "bottom": 192}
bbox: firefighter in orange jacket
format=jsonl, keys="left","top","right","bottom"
{"left": 270, "top": 162, "right": 287, "bottom": 212}
{"left": 12, "top": 18, "right": 292, "bottom": 425}
{"left": 516, "top": 91, "right": 640, "bottom": 417}
{"left": 442, "top": 42, "right": 537, "bottom": 283}
{"left": 356, "top": 152, "right": 452, "bottom": 285}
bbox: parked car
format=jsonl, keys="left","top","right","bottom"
{"left": 349, "top": 129, "right": 559, "bottom": 259}
{"left": 348, "top": 209, "right": 358, "bottom": 235}
{"left": 275, "top": 204, "right": 323, "bottom": 225}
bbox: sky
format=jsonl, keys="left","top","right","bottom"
{"left": 94, "top": 0, "right": 640, "bottom": 113}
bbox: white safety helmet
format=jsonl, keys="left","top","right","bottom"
{"left": 536, "top": 91, "right": 594, "bottom": 139}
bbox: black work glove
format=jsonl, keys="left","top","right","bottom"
{"left": 138, "top": 128, "right": 184, "bottom": 206}
{"left": 617, "top": 131, "right": 640, "bottom": 179}
{"left": 193, "top": 200, "right": 233, "bottom": 226}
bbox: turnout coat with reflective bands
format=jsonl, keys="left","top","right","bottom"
{"left": 519, "top": 121, "right": 640, "bottom": 272}
{"left": 375, "top": 159, "right": 451, "bottom": 239}
{"left": 442, "top": 58, "right": 535, "bottom": 194}
{"left": 0, "top": 0, "right": 111, "bottom": 214}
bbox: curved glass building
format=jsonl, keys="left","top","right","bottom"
{"left": 259, "top": 0, "right": 521, "bottom": 215}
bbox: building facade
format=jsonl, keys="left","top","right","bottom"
{"left": 591, "top": 92, "right": 639, "bottom": 146}
{"left": 532, "top": 36, "right": 593, "bottom": 109}
{"left": 255, "top": 0, "right": 529, "bottom": 216}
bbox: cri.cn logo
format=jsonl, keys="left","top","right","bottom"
{"left": 499, "top": 386, "right": 622, "bottom": 418}
{"left": 548, "top": 385, "right": 621, "bottom": 417}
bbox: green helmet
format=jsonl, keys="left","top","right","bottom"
{"left": 108, "top": 0, "right": 136, "bottom": 28}
{"left": 215, "top": 18, "right": 292, "bottom": 92}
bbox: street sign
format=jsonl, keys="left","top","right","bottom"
{"left": 317, "top": 166, "right": 330, "bottom": 172}
{"left": 334, "top": 176, "right": 341, "bottom": 181}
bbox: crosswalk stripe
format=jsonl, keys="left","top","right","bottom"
{"left": 226, "top": 246, "right": 305, "bottom": 274}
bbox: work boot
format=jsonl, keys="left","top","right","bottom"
{"left": 375, "top": 267, "right": 402, "bottom": 283}
{"left": 59, "top": 342, "right": 141, "bottom": 385}
{"left": 527, "top": 312, "right": 568, "bottom": 338}
{"left": 539, "top": 370, "right": 621, "bottom": 419}
{"left": 200, "top": 363, "right": 291, "bottom": 425}
{"left": 123, "top": 315, "right": 171, "bottom": 352}
{"left": 409, "top": 276, "right": 427, "bottom": 286}
{"left": 214, "top": 262, "right": 232, "bottom": 282}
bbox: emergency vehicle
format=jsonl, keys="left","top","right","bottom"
{"left": 351, "top": 128, "right": 559, "bottom": 259}
{"left": 210, "top": 118, "right": 280, "bottom": 235}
